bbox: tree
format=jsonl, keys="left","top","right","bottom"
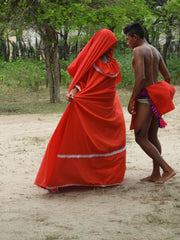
{"left": 9, "top": 0, "right": 103, "bottom": 103}
{"left": 0, "top": 1, "right": 12, "bottom": 61}
{"left": 1, "top": 0, "right": 178, "bottom": 101}
{"left": 162, "top": 0, "right": 180, "bottom": 62}
{"left": 144, "top": 0, "right": 180, "bottom": 62}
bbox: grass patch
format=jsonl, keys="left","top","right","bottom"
{"left": 146, "top": 213, "right": 168, "bottom": 224}
{"left": 0, "top": 82, "right": 130, "bottom": 115}
{"left": 0, "top": 54, "right": 178, "bottom": 115}
{"left": 0, "top": 84, "right": 68, "bottom": 114}
{"left": 0, "top": 57, "right": 130, "bottom": 114}
{"left": 0, "top": 58, "right": 47, "bottom": 91}
{"left": 44, "top": 236, "right": 80, "bottom": 240}
{"left": 45, "top": 235, "right": 60, "bottom": 240}
{"left": 167, "top": 53, "right": 180, "bottom": 85}
{"left": 173, "top": 204, "right": 180, "bottom": 208}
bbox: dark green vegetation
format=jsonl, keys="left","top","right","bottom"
{"left": 0, "top": 51, "right": 179, "bottom": 114}
{"left": 0, "top": 0, "right": 179, "bottom": 111}
{"left": 0, "top": 59, "right": 130, "bottom": 114}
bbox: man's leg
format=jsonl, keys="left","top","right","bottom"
{"left": 141, "top": 117, "right": 161, "bottom": 182}
{"left": 134, "top": 102, "right": 175, "bottom": 184}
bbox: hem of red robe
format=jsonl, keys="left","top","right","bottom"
{"left": 36, "top": 182, "right": 125, "bottom": 193}
{"left": 34, "top": 150, "right": 126, "bottom": 192}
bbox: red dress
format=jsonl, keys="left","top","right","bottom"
{"left": 34, "top": 29, "right": 126, "bottom": 192}
{"left": 34, "top": 58, "right": 126, "bottom": 191}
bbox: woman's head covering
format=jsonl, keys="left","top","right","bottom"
{"left": 67, "top": 29, "right": 118, "bottom": 91}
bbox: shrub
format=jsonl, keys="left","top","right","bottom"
{"left": 61, "top": 69, "right": 72, "bottom": 87}
{"left": 167, "top": 53, "right": 180, "bottom": 85}
{"left": 0, "top": 58, "right": 47, "bottom": 91}
{"left": 114, "top": 50, "right": 134, "bottom": 88}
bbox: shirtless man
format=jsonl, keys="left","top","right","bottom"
{"left": 123, "top": 22, "right": 176, "bottom": 184}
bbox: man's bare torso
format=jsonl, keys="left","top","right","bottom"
{"left": 132, "top": 42, "right": 161, "bottom": 88}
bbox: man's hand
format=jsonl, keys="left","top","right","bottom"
{"left": 128, "top": 99, "right": 136, "bottom": 115}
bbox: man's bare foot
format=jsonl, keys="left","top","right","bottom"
{"left": 141, "top": 175, "right": 161, "bottom": 182}
{"left": 155, "top": 170, "right": 176, "bottom": 184}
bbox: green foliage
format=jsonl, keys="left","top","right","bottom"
{"left": 165, "top": 0, "right": 180, "bottom": 22}
{"left": 167, "top": 53, "right": 180, "bottom": 84}
{"left": 61, "top": 69, "right": 72, "bottom": 87}
{"left": 1, "top": 0, "right": 180, "bottom": 57}
{"left": 0, "top": 50, "right": 178, "bottom": 97}
{"left": 174, "top": 204, "right": 180, "bottom": 208}
{"left": 0, "top": 58, "right": 47, "bottom": 91}
{"left": 59, "top": 59, "right": 73, "bottom": 87}
{"left": 114, "top": 49, "right": 134, "bottom": 88}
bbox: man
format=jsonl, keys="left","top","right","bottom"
{"left": 123, "top": 22, "right": 176, "bottom": 184}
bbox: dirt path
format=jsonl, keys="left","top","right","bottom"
{"left": 0, "top": 86, "right": 180, "bottom": 240}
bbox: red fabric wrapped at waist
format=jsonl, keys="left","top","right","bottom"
{"left": 130, "top": 81, "right": 175, "bottom": 130}
{"left": 146, "top": 80, "right": 175, "bottom": 116}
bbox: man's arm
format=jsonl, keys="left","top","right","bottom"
{"left": 128, "top": 48, "right": 146, "bottom": 114}
{"left": 159, "top": 55, "right": 171, "bottom": 83}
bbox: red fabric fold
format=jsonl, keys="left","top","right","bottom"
{"left": 130, "top": 81, "right": 175, "bottom": 130}
{"left": 146, "top": 80, "right": 175, "bottom": 116}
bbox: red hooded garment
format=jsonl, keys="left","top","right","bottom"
{"left": 34, "top": 29, "right": 126, "bottom": 192}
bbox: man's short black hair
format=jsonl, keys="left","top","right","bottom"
{"left": 123, "top": 22, "right": 145, "bottom": 39}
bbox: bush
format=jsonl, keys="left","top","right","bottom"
{"left": 0, "top": 58, "right": 47, "bottom": 91}
{"left": 61, "top": 69, "right": 72, "bottom": 87}
{"left": 114, "top": 50, "right": 134, "bottom": 88}
{"left": 167, "top": 53, "right": 180, "bottom": 85}
{"left": 0, "top": 51, "right": 178, "bottom": 94}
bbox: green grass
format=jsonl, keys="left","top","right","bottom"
{"left": 174, "top": 204, "right": 180, "bottom": 208}
{"left": 146, "top": 213, "right": 168, "bottom": 224}
{"left": 0, "top": 53, "right": 178, "bottom": 115}
{"left": 0, "top": 83, "right": 130, "bottom": 114}
{"left": 0, "top": 84, "right": 69, "bottom": 114}
{"left": 0, "top": 57, "right": 130, "bottom": 114}
{"left": 45, "top": 235, "right": 60, "bottom": 240}
{"left": 0, "top": 58, "right": 47, "bottom": 91}
{"left": 167, "top": 53, "right": 180, "bottom": 84}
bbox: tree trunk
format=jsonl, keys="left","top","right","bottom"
{"left": 162, "top": 29, "right": 172, "bottom": 64}
{"left": 2, "top": 39, "right": 7, "bottom": 61}
{"left": 59, "top": 29, "right": 69, "bottom": 60}
{"left": 44, "top": 44, "right": 55, "bottom": 103}
{"left": 63, "top": 30, "right": 69, "bottom": 60}
{"left": 52, "top": 32, "right": 60, "bottom": 103}
{"left": 41, "top": 27, "right": 61, "bottom": 103}
{"left": 75, "top": 30, "right": 81, "bottom": 53}
{"left": 6, "top": 38, "right": 10, "bottom": 61}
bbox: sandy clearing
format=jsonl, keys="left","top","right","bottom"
{"left": 0, "top": 86, "right": 180, "bottom": 240}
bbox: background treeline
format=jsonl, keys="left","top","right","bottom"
{"left": 0, "top": 0, "right": 179, "bottom": 103}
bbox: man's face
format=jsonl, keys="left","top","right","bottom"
{"left": 126, "top": 33, "right": 137, "bottom": 49}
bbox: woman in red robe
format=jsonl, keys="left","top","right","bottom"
{"left": 34, "top": 29, "right": 126, "bottom": 192}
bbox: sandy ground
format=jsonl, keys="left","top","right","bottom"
{"left": 0, "top": 86, "right": 180, "bottom": 240}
